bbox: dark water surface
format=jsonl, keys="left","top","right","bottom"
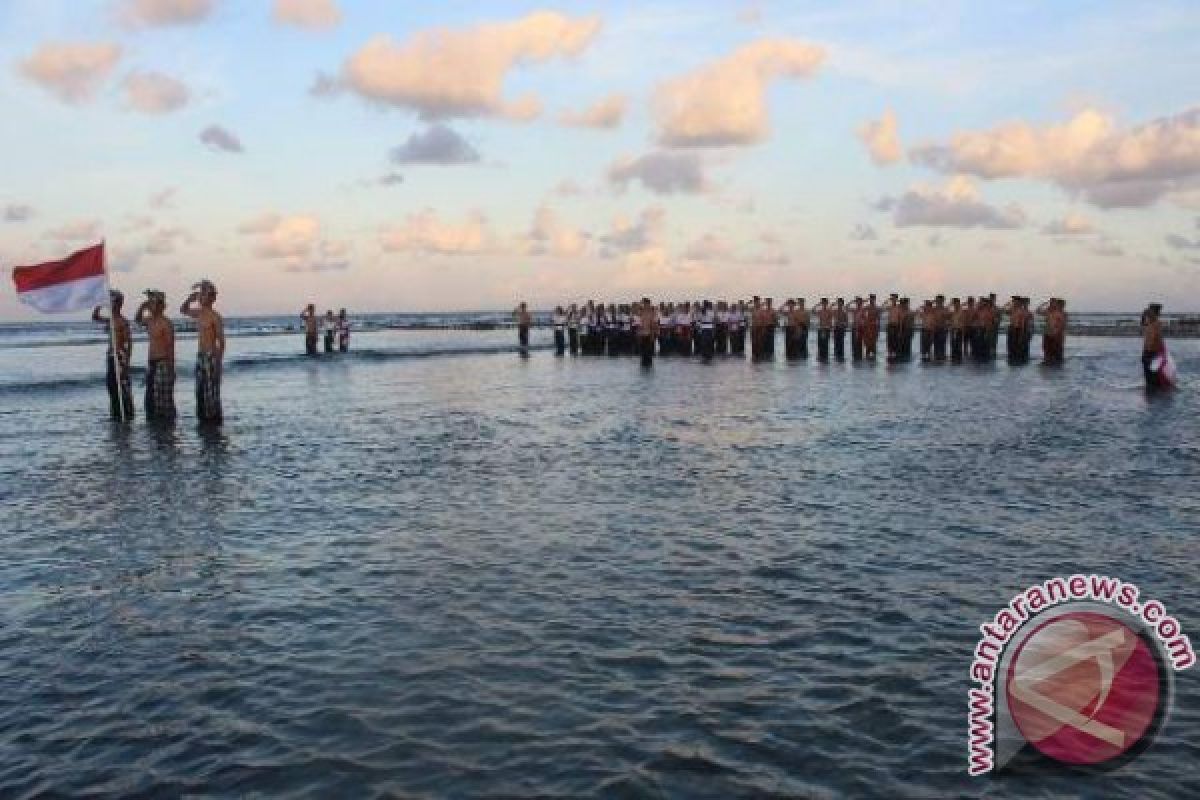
{"left": 2, "top": 334, "right": 1198, "bottom": 798}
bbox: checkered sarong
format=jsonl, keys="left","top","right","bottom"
{"left": 145, "top": 358, "right": 176, "bottom": 421}
{"left": 195, "top": 352, "right": 223, "bottom": 423}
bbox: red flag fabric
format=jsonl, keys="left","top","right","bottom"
{"left": 12, "top": 243, "right": 108, "bottom": 313}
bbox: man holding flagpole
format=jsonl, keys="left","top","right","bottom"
{"left": 92, "top": 290, "right": 134, "bottom": 420}
{"left": 11, "top": 242, "right": 132, "bottom": 421}
{"left": 181, "top": 279, "right": 225, "bottom": 424}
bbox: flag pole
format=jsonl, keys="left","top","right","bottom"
{"left": 100, "top": 241, "right": 127, "bottom": 422}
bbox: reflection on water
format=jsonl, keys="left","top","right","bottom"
{"left": 0, "top": 336, "right": 1198, "bottom": 798}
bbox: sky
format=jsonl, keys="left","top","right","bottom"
{"left": 1, "top": 0, "right": 1199, "bottom": 318}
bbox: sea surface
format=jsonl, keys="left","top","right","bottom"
{"left": 1, "top": 321, "right": 1198, "bottom": 798}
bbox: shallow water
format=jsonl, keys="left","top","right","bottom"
{"left": 1, "top": 333, "right": 1198, "bottom": 798}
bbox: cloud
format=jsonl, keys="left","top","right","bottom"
{"left": 44, "top": 219, "right": 102, "bottom": 241}
{"left": 559, "top": 94, "right": 626, "bottom": 129}
{"left": 608, "top": 151, "right": 707, "bottom": 195}
{"left": 284, "top": 241, "right": 351, "bottom": 272}
{"left": 340, "top": 11, "right": 601, "bottom": 121}
{"left": 910, "top": 107, "right": 1200, "bottom": 208}
{"left": 237, "top": 213, "right": 353, "bottom": 273}
{"left": 553, "top": 179, "right": 583, "bottom": 197}
{"left": 199, "top": 125, "right": 244, "bottom": 153}
{"left": 1041, "top": 212, "right": 1094, "bottom": 236}
{"left": 4, "top": 204, "right": 34, "bottom": 222}
{"left": 389, "top": 124, "right": 480, "bottom": 165}
{"left": 376, "top": 172, "right": 405, "bottom": 187}
{"left": 17, "top": 42, "right": 122, "bottom": 104}
{"left": 849, "top": 223, "right": 878, "bottom": 240}
{"left": 1091, "top": 239, "right": 1124, "bottom": 258}
{"left": 273, "top": 0, "right": 341, "bottom": 30}
{"left": 122, "top": 71, "right": 190, "bottom": 114}
{"left": 522, "top": 206, "right": 587, "bottom": 257}
{"left": 859, "top": 109, "right": 901, "bottom": 165}
{"left": 598, "top": 207, "right": 666, "bottom": 259}
{"left": 308, "top": 71, "right": 342, "bottom": 97}
{"left": 149, "top": 187, "right": 176, "bottom": 209}
{"left": 121, "top": 0, "right": 214, "bottom": 27}
{"left": 653, "top": 38, "right": 825, "bottom": 147}
{"left": 683, "top": 232, "right": 734, "bottom": 261}
{"left": 143, "top": 225, "right": 191, "bottom": 255}
{"left": 380, "top": 210, "right": 497, "bottom": 255}
{"left": 885, "top": 176, "right": 1025, "bottom": 229}
{"left": 1165, "top": 232, "right": 1200, "bottom": 250}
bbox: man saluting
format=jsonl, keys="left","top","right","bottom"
{"left": 135, "top": 289, "right": 176, "bottom": 421}
{"left": 92, "top": 289, "right": 134, "bottom": 420}
{"left": 181, "top": 280, "right": 225, "bottom": 424}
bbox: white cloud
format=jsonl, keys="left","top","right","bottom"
{"left": 238, "top": 213, "right": 319, "bottom": 259}
{"left": 882, "top": 176, "right": 1025, "bottom": 229}
{"left": 199, "top": 125, "right": 244, "bottom": 153}
{"left": 910, "top": 107, "right": 1200, "bottom": 208}
{"left": 17, "top": 42, "right": 122, "bottom": 104}
{"left": 559, "top": 94, "right": 626, "bottom": 129}
{"left": 341, "top": 11, "right": 601, "bottom": 121}
{"left": 598, "top": 207, "right": 666, "bottom": 259}
{"left": 43, "top": 219, "right": 102, "bottom": 241}
{"left": 273, "top": 0, "right": 341, "bottom": 30}
{"left": 849, "top": 222, "right": 879, "bottom": 240}
{"left": 121, "top": 0, "right": 214, "bottom": 27}
{"left": 390, "top": 124, "right": 480, "bottom": 165}
{"left": 608, "top": 151, "right": 707, "bottom": 195}
{"left": 380, "top": 210, "right": 498, "bottom": 255}
{"left": 653, "top": 38, "right": 825, "bottom": 147}
{"left": 149, "top": 188, "right": 176, "bottom": 209}
{"left": 144, "top": 225, "right": 191, "bottom": 255}
{"left": 859, "top": 109, "right": 901, "bottom": 165}
{"left": 1041, "top": 212, "right": 1094, "bottom": 236}
{"left": 123, "top": 71, "right": 190, "bottom": 114}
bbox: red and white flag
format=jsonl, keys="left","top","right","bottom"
{"left": 11, "top": 242, "right": 109, "bottom": 313}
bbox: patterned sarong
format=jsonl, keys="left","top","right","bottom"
{"left": 145, "top": 358, "right": 176, "bottom": 421}
{"left": 195, "top": 352, "right": 223, "bottom": 423}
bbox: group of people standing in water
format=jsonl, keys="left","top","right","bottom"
{"left": 91, "top": 280, "right": 225, "bottom": 423}
{"left": 300, "top": 305, "right": 351, "bottom": 355}
{"left": 517, "top": 293, "right": 1072, "bottom": 368}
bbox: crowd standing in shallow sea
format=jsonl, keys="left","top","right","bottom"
{"left": 518, "top": 294, "right": 1178, "bottom": 387}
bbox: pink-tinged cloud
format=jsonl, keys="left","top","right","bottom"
{"left": 880, "top": 176, "right": 1025, "bottom": 229}
{"left": 910, "top": 107, "right": 1200, "bottom": 208}
{"left": 859, "top": 109, "right": 901, "bottom": 165}
{"left": 1041, "top": 212, "right": 1094, "bottom": 236}
{"left": 17, "top": 42, "right": 122, "bottom": 104}
{"left": 523, "top": 206, "right": 588, "bottom": 258}
{"left": 121, "top": 0, "right": 214, "bottom": 27}
{"left": 560, "top": 94, "right": 626, "bottom": 129}
{"left": 273, "top": 0, "right": 341, "bottom": 30}
{"left": 608, "top": 152, "right": 708, "bottom": 195}
{"left": 123, "top": 71, "right": 190, "bottom": 114}
{"left": 380, "top": 210, "right": 498, "bottom": 255}
{"left": 653, "top": 38, "right": 825, "bottom": 147}
{"left": 239, "top": 213, "right": 319, "bottom": 258}
{"left": 341, "top": 11, "right": 601, "bottom": 121}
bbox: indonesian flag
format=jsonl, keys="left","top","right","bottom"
{"left": 11, "top": 243, "right": 108, "bottom": 313}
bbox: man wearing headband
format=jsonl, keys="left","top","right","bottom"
{"left": 135, "top": 290, "right": 176, "bottom": 421}
{"left": 181, "top": 280, "right": 225, "bottom": 423}
{"left": 1142, "top": 303, "right": 1170, "bottom": 389}
{"left": 92, "top": 289, "right": 134, "bottom": 419}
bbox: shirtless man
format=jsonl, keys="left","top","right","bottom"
{"left": 763, "top": 298, "right": 777, "bottom": 359}
{"left": 567, "top": 303, "right": 580, "bottom": 355}
{"left": 884, "top": 293, "right": 900, "bottom": 360}
{"left": 973, "top": 297, "right": 994, "bottom": 362}
{"left": 964, "top": 297, "right": 977, "bottom": 359}
{"left": 850, "top": 297, "right": 864, "bottom": 362}
{"left": 794, "top": 298, "right": 810, "bottom": 359}
{"left": 816, "top": 298, "right": 833, "bottom": 362}
{"left": 514, "top": 301, "right": 533, "bottom": 352}
{"left": 181, "top": 280, "right": 225, "bottom": 423}
{"left": 135, "top": 289, "right": 176, "bottom": 421}
{"left": 918, "top": 300, "right": 934, "bottom": 362}
{"left": 300, "top": 304, "right": 318, "bottom": 356}
{"left": 1038, "top": 298, "right": 1067, "bottom": 365}
{"left": 636, "top": 298, "right": 659, "bottom": 367}
{"left": 832, "top": 298, "right": 848, "bottom": 362}
{"left": 92, "top": 289, "right": 134, "bottom": 420}
{"left": 949, "top": 298, "right": 965, "bottom": 363}
{"left": 898, "top": 298, "right": 915, "bottom": 361}
{"left": 1142, "top": 303, "right": 1168, "bottom": 389}
{"left": 863, "top": 294, "right": 880, "bottom": 360}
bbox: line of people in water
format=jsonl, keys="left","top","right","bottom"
{"left": 91, "top": 281, "right": 224, "bottom": 423}
{"left": 515, "top": 294, "right": 1069, "bottom": 367}
{"left": 300, "top": 305, "right": 351, "bottom": 355}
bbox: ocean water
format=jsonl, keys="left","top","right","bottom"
{"left": 1, "top": 326, "right": 1198, "bottom": 798}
